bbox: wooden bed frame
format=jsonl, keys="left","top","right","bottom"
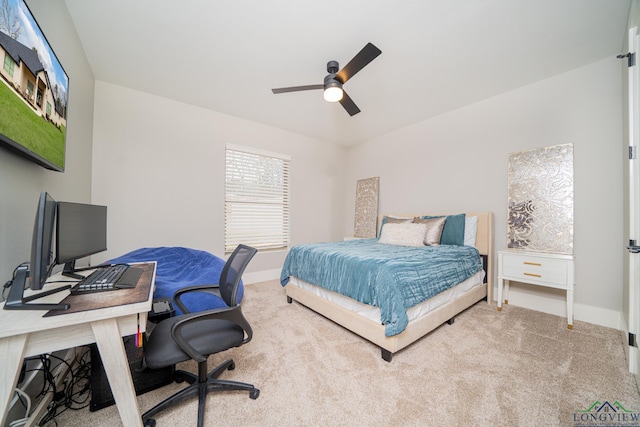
{"left": 285, "top": 212, "right": 494, "bottom": 361}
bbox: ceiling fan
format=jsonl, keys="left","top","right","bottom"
{"left": 271, "top": 42, "right": 382, "bottom": 116}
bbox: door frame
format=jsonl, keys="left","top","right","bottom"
{"left": 626, "top": 26, "right": 640, "bottom": 375}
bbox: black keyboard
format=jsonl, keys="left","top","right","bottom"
{"left": 70, "top": 264, "right": 143, "bottom": 295}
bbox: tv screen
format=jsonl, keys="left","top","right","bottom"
{"left": 0, "top": 0, "right": 69, "bottom": 172}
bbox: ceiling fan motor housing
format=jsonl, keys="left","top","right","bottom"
{"left": 324, "top": 74, "right": 342, "bottom": 88}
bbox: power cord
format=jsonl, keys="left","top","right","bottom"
{"left": 39, "top": 347, "right": 92, "bottom": 425}
{"left": 2, "top": 262, "right": 29, "bottom": 301}
{"left": 8, "top": 388, "right": 31, "bottom": 427}
{"left": 35, "top": 347, "right": 92, "bottom": 426}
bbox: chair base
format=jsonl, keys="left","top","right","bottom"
{"left": 142, "top": 358, "right": 259, "bottom": 427}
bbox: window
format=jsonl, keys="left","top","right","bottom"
{"left": 225, "top": 145, "right": 290, "bottom": 253}
{"left": 3, "top": 53, "right": 15, "bottom": 77}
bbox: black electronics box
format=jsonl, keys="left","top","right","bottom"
{"left": 89, "top": 335, "right": 174, "bottom": 411}
{"left": 149, "top": 297, "right": 175, "bottom": 323}
{"left": 90, "top": 299, "right": 175, "bottom": 411}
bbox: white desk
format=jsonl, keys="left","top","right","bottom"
{"left": 0, "top": 262, "right": 156, "bottom": 427}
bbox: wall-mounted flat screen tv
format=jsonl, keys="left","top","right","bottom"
{"left": 0, "top": 0, "right": 69, "bottom": 172}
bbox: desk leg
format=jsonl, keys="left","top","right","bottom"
{"left": 0, "top": 335, "right": 29, "bottom": 426}
{"left": 497, "top": 277, "right": 503, "bottom": 311}
{"left": 92, "top": 318, "right": 142, "bottom": 427}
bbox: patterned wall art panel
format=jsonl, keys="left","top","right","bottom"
{"left": 354, "top": 177, "right": 380, "bottom": 238}
{"left": 507, "top": 143, "right": 574, "bottom": 254}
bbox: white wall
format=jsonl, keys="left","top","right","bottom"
{"left": 91, "top": 82, "right": 347, "bottom": 278}
{"left": 344, "top": 57, "right": 624, "bottom": 328}
{"left": 0, "top": 0, "right": 94, "bottom": 283}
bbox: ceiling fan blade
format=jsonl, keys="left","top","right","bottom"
{"left": 272, "top": 84, "right": 324, "bottom": 94}
{"left": 336, "top": 42, "right": 382, "bottom": 84}
{"left": 339, "top": 91, "right": 360, "bottom": 116}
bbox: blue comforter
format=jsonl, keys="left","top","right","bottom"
{"left": 108, "top": 247, "right": 240, "bottom": 315}
{"left": 280, "top": 239, "right": 482, "bottom": 336}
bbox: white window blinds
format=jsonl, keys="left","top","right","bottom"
{"left": 225, "top": 145, "right": 291, "bottom": 253}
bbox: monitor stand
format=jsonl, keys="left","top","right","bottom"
{"left": 3, "top": 266, "right": 70, "bottom": 311}
{"left": 61, "top": 260, "right": 85, "bottom": 280}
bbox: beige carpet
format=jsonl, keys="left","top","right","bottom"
{"left": 48, "top": 280, "right": 640, "bottom": 426}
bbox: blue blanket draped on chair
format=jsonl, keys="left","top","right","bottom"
{"left": 107, "top": 247, "right": 242, "bottom": 315}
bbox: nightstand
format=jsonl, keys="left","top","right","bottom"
{"left": 497, "top": 250, "right": 575, "bottom": 329}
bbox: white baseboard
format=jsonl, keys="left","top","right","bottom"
{"left": 243, "top": 268, "right": 281, "bottom": 285}
{"left": 495, "top": 285, "right": 623, "bottom": 330}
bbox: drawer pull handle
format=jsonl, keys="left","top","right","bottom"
{"left": 523, "top": 261, "right": 542, "bottom": 266}
{"left": 524, "top": 272, "right": 542, "bottom": 278}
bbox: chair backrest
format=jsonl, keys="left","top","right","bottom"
{"left": 219, "top": 244, "right": 257, "bottom": 306}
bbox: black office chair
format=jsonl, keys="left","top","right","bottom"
{"left": 142, "top": 244, "right": 259, "bottom": 427}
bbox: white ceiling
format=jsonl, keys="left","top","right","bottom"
{"left": 63, "top": 0, "right": 631, "bottom": 147}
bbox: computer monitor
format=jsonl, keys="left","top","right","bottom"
{"left": 56, "top": 201, "right": 107, "bottom": 279}
{"left": 4, "top": 192, "right": 70, "bottom": 311}
{"left": 29, "top": 191, "right": 57, "bottom": 290}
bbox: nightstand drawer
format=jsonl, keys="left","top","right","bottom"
{"left": 500, "top": 253, "right": 570, "bottom": 286}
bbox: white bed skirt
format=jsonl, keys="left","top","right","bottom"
{"left": 287, "top": 269, "right": 485, "bottom": 325}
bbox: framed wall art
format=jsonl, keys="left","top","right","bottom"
{"left": 507, "top": 143, "right": 574, "bottom": 254}
{"left": 354, "top": 177, "right": 380, "bottom": 238}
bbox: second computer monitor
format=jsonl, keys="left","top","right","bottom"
{"left": 56, "top": 201, "right": 107, "bottom": 277}
{"left": 30, "top": 191, "right": 57, "bottom": 291}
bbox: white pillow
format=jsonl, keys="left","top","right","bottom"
{"left": 378, "top": 223, "right": 427, "bottom": 247}
{"left": 378, "top": 216, "right": 413, "bottom": 237}
{"left": 464, "top": 216, "right": 478, "bottom": 246}
{"left": 412, "top": 216, "right": 446, "bottom": 246}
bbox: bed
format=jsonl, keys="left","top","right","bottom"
{"left": 280, "top": 212, "right": 494, "bottom": 361}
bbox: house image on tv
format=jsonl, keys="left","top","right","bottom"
{"left": 0, "top": 31, "right": 66, "bottom": 129}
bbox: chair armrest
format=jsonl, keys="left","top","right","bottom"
{"left": 170, "top": 305, "right": 253, "bottom": 364}
{"left": 173, "top": 284, "right": 221, "bottom": 314}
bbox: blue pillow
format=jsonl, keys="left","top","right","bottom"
{"left": 422, "top": 213, "right": 466, "bottom": 245}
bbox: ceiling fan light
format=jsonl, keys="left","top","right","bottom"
{"left": 323, "top": 80, "right": 343, "bottom": 102}
{"left": 324, "top": 87, "right": 343, "bottom": 102}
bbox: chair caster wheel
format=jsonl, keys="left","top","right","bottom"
{"left": 144, "top": 418, "right": 156, "bottom": 427}
{"left": 250, "top": 388, "right": 260, "bottom": 399}
{"left": 228, "top": 362, "right": 235, "bottom": 371}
